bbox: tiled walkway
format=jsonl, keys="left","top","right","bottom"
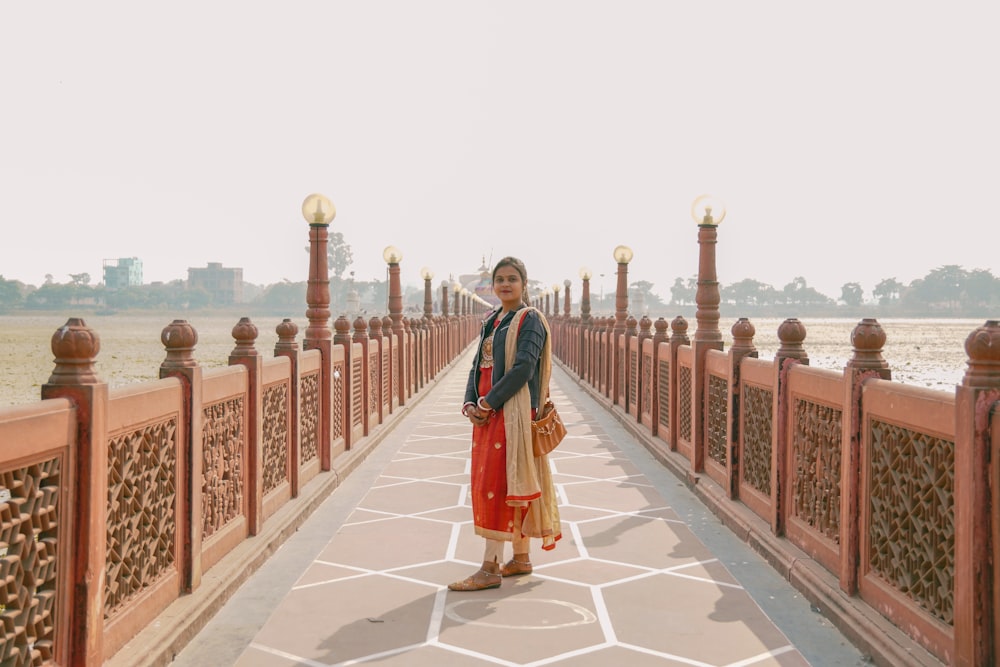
{"left": 171, "top": 351, "right": 865, "bottom": 666}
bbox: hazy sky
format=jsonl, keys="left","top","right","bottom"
{"left": 2, "top": 2, "right": 997, "bottom": 302}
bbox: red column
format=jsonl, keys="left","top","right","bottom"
{"left": 42, "top": 317, "right": 108, "bottom": 665}
{"left": 954, "top": 320, "right": 1000, "bottom": 666}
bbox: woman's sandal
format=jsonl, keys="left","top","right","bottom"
{"left": 448, "top": 569, "right": 502, "bottom": 591}
{"left": 500, "top": 558, "right": 533, "bottom": 577}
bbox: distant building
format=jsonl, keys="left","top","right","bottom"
{"left": 103, "top": 257, "right": 143, "bottom": 289}
{"left": 187, "top": 262, "right": 243, "bottom": 304}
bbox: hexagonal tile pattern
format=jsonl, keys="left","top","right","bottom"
{"left": 178, "top": 352, "right": 859, "bottom": 666}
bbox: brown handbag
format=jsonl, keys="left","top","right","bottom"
{"left": 531, "top": 396, "right": 566, "bottom": 457}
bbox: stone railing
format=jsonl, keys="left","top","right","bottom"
{"left": 0, "top": 309, "right": 480, "bottom": 665}
{"left": 550, "top": 314, "right": 1000, "bottom": 667}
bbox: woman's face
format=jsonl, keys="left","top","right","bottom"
{"left": 492, "top": 265, "right": 524, "bottom": 310}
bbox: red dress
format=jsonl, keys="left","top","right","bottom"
{"left": 469, "top": 316, "right": 536, "bottom": 541}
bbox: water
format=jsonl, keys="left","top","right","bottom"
{"left": 0, "top": 312, "right": 989, "bottom": 407}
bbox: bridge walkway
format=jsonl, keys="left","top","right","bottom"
{"left": 162, "top": 349, "right": 866, "bottom": 666}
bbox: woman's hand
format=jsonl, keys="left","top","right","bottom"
{"left": 467, "top": 406, "right": 490, "bottom": 427}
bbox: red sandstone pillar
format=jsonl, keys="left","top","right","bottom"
{"left": 229, "top": 317, "right": 263, "bottom": 535}
{"left": 353, "top": 316, "right": 370, "bottom": 436}
{"left": 612, "top": 247, "right": 632, "bottom": 408}
{"left": 771, "top": 318, "right": 808, "bottom": 536}
{"left": 385, "top": 248, "right": 406, "bottom": 406}
{"left": 839, "top": 318, "right": 891, "bottom": 594}
{"left": 369, "top": 316, "right": 385, "bottom": 424}
{"left": 727, "top": 318, "right": 758, "bottom": 500}
{"left": 159, "top": 320, "right": 202, "bottom": 591}
{"left": 954, "top": 320, "right": 1000, "bottom": 667}
{"left": 42, "top": 317, "right": 108, "bottom": 665}
{"left": 333, "top": 316, "right": 353, "bottom": 450}
{"left": 636, "top": 315, "right": 652, "bottom": 423}
{"left": 274, "top": 318, "right": 302, "bottom": 497}
{"left": 650, "top": 317, "right": 669, "bottom": 437}
{"left": 668, "top": 316, "right": 690, "bottom": 452}
{"left": 691, "top": 217, "right": 724, "bottom": 474}
{"left": 303, "top": 195, "right": 335, "bottom": 471}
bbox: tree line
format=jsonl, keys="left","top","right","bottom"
{"left": 2, "top": 233, "right": 996, "bottom": 320}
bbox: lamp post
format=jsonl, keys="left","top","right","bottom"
{"left": 420, "top": 267, "right": 434, "bottom": 320}
{"left": 691, "top": 195, "right": 725, "bottom": 344}
{"left": 579, "top": 267, "right": 592, "bottom": 323}
{"left": 384, "top": 245, "right": 405, "bottom": 405}
{"left": 612, "top": 245, "right": 633, "bottom": 337}
{"left": 689, "top": 194, "right": 726, "bottom": 473}
{"left": 563, "top": 279, "right": 571, "bottom": 317}
{"left": 302, "top": 193, "right": 336, "bottom": 470}
{"left": 551, "top": 283, "right": 561, "bottom": 319}
{"left": 303, "top": 193, "right": 336, "bottom": 344}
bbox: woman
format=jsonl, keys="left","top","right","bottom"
{"left": 449, "top": 256, "right": 561, "bottom": 592}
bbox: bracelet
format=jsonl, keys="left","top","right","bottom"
{"left": 477, "top": 397, "right": 493, "bottom": 412}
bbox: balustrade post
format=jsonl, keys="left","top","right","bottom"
{"left": 333, "top": 316, "right": 353, "bottom": 451}
{"left": 649, "top": 318, "right": 669, "bottom": 437}
{"left": 159, "top": 320, "right": 201, "bottom": 591}
{"left": 727, "top": 318, "right": 758, "bottom": 500}
{"left": 274, "top": 318, "right": 302, "bottom": 497}
{"left": 771, "top": 317, "right": 808, "bottom": 536}
{"left": 838, "top": 318, "right": 891, "bottom": 594}
{"left": 667, "top": 316, "right": 690, "bottom": 452}
{"left": 612, "top": 247, "right": 633, "bottom": 407}
{"left": 636, "top": 315, "right": 652, "bottom": 424}
{"left": 42, "top": 317, "right": 108, "bottom": 665}
{"left": 369, "top": 317, "right": 385, "bottom": 424}
{"left": 229, "top": 317, "right": 264, "bottom": 535}
{"left": 353, "top": 316, "right": 370, "bottom": 436}
{"left": 954, "top": 320, "right": 1000, "bottom": 666}
{"left": 623, "top": 314, "right": 637, "bottom": 412}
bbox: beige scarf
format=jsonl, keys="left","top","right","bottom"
{"left": 503, "top": 306, "right": 561, "bottom": 550}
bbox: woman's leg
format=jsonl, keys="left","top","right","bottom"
{"left": 501, "top": 508, "right": 533, "bottom": 576}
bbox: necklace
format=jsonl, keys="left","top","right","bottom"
{"left": 479, "top": 316, "right": 503, "bottom": 369}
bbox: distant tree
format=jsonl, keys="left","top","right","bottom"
{"left": 723, "top": 279, "right": 771, "bottom": 306}
{"left": 669, "top": 276, "right": 695, "bottom": 306}
{"left": 781, "top": 277, "right": 832, "bottom": 306}
{"left": 910, "top": 265, "right": 966, "bottom": 310}
{"left": 69, "top": 272, "right": 91, "bottom": 285}
{"left": 840, "top": 282, "right": 863, "bottom": 307}
{"left": 44, "top": 273, "right": 54, "bottom": 285}
{"left": 873, "top": 278, "right": 903, "bottom": 305}
{"left": 964, "top": 268, "right": 999, "bottom": 307}
{"left": 254, "top": 281, "right": 307, "bottom": 310}
{"left": 0, "top": 276, "right": 24, "bottom": 310}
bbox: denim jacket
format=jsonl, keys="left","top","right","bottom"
{"left": 464, "top": 307, "right": 546, "bottom": 411}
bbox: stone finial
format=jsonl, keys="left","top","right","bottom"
{"left": 369, "top": 316, "right": 383, "bottom": 339}
{"left": 353, "top": 316, "right": 368, "bottom": 342}
{"left": 275, "top": 318, "right": 299, "bottom": 352}
{"left": 731, "top": 317, "right": 757, "bottom": 354}
{"left": 47, "top": 317, "right": 101, "bottom": 385}
{"left": 382, "top": 315, "right": 393, "bottom": 333}
{"left": 333, "top": 315, "right": 352, "bottom": 344}
{"left": 670, "top": 316, "right": 690, "bottom": 344}
{"left": 653, "top": 317, "right": 669, "bottom": 343}
{"left": 849, "top": 318, "right": 889, "bottom": 371}
{"left": 776, "top": 318, "right": 808, "bottom": 362}
{"left": 231, "top": 316, "right": 259, "bottom": 356}
{"left": 625, "top": 315, "right": 638, "bottom": 337}
{"left": 161, "top": 319, "right": 198, "bottom": 369}
{"left": 963, "top": 319, "right": 1000, "bottom": 388}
